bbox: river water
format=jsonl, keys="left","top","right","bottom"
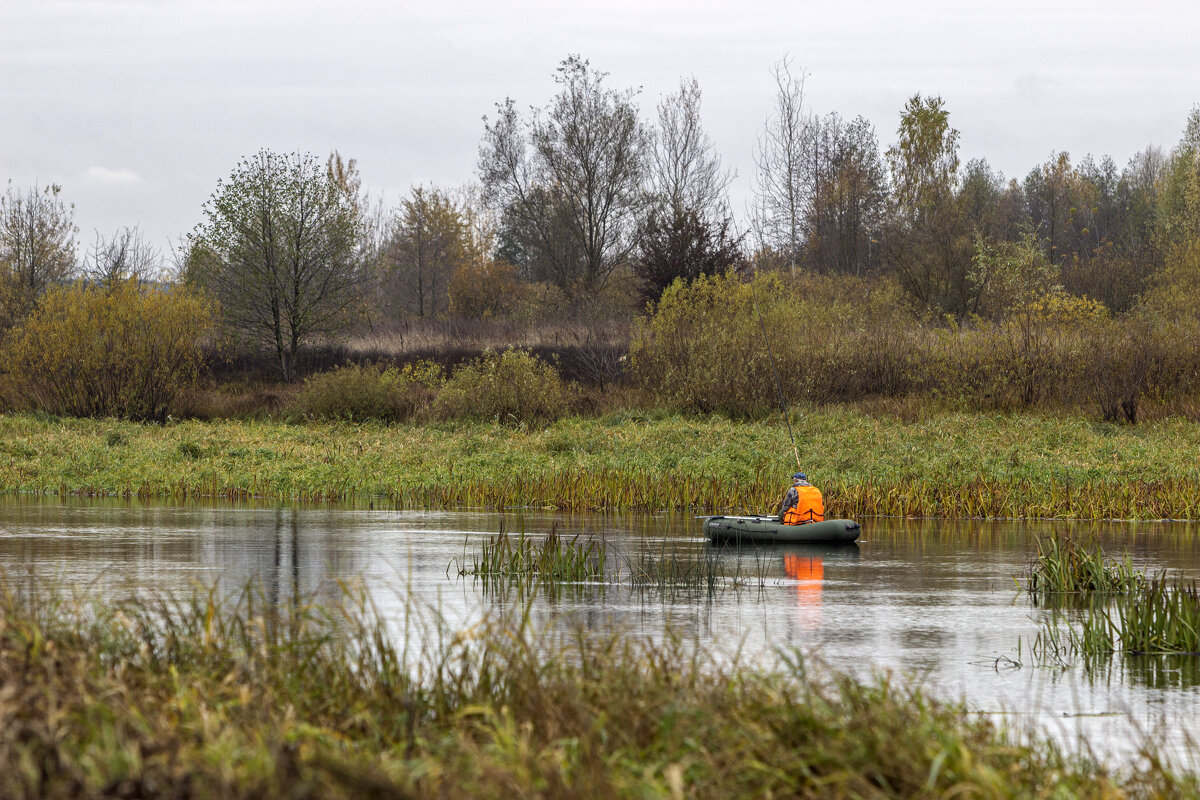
{"left": 1, "top": 497, "right": 1198, "bottom": 765}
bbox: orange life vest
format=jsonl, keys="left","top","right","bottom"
{"left": 783, "top": 485, "right": 824, "bottom": 525}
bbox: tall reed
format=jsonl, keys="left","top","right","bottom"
{"left": 458, "top": 527, "right": 606, "bottom": 601}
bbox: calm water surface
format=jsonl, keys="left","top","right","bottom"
{"left": 1, "top": 497, "right": 1199, "bottom": 764}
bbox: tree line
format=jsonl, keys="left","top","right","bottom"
{"left": 3, "top": 54, "right": 1199, "bottom": 381}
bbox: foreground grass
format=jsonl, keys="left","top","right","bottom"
{"left": 1, "top": 575, "right": 1195, "bottom": 799}
{"left": 2, "top": 409, "right": 1200, "bottom": 518}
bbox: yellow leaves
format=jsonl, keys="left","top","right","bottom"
{"left": 1016, "top": 287, "right": 1108, "bottom": 325}
{"left": 0, "top": 280, "right": 214, "bottom": 420}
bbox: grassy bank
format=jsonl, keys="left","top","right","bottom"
{"left": 0, "top": 575, "right": 1194, "bottom": 799}
{"left": 2, "top": 410, "right": 1200, "bottom": 518}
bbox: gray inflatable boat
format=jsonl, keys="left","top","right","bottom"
{"left": 705, "top": 516, "right": 861, "bottom": 544}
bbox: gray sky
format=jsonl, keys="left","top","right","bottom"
{"left": 3, "top": 0, "right": 1198, "bottom": 260}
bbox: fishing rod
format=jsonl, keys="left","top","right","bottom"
{"left": 749, "top": 271, "right": 801, "bottom": 469}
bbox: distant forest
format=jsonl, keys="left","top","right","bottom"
{"left": 2, "top": 55, "right": 1200, "bottom": 394}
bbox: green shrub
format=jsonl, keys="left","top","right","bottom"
{"left": 295, "top": 361, "right": 443, "bottom": 422}
{"left": 0, "top": 280, "right": 213, "bottom": 421}
{"left": 433, "top": 348, "right": 571, "bottom": 424}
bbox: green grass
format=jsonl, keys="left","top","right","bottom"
{"left": 2, "top": 409, "right": 1200, "bottom": 517}
{"left": 1064, "top": 578, "right": 1200, "bottom": 657}
{"left": 457, "top": 527, "right": 606, "bottom": 600}
{"left": 1026, "top": 536, "right": 1147, "bottom": 595}
{"left": 2, "top": 572, "right": 1196, "bottom": 799}
{"left": 1025, "top": 539, "right": 1200, "bottom": 662}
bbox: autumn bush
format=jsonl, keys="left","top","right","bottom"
{"left": 0, "top": 280, "right": 213, "bottom": 421}
{"left": 447, "top": 257, "right": 526, "bottom": 318}
{"left": 294, "top": 360, "right": 444, "bottom": 421}
{"left": 433, "top": 347, "right": 572, "bottom": 424}
{"left": 629, "top": 273, "right": 799, "bottom": 417}
{"left": 629, "top": 272, "right": 914, "bottom": 416}
{"left": 628, "top": 269, "right": 1200, "bottom": 420}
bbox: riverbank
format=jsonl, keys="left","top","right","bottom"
{"left": 2, "top": 410, "right": 1199, "bottom": 518}
{"left": 1, "top": 575, "right": 1193, "bottom": 799}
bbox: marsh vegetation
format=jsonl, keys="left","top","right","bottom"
{"left": 3, "top": 570, "right": 1198, "bottom": 799}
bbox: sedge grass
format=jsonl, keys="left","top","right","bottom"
{"left": 3, "top": 410, "right": 1200, "bottom": 518}
{"left": 2, "top": 571, "right": 1198, "bottom": 799}
{"left": 1026, "top": 536, "right": 1147, "bottom": 595}
{"left": 1069, "top": 577, "right": 1200, "bottom": 656}
{"left": 456, "top": 525, "right": 606, "bottom": 600}
{"left": 458, "top": 530, "right": 767, "bottom": 600}
{"left": 1026, "top": 539, "right": 1200, "bottom": 661}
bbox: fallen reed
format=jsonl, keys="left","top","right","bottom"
{"left": 2, "top": 571, "right": 1196, "bottom": 799}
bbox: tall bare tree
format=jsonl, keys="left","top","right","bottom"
{"left": 651, "top": 76, "right": 734, "bottom": 222}
{"left": 0, "top": 181, "right": 77, "bottom": 327}
{"left": 749, "top": 56, "right": 809, "bottom": 273}
{"left": 189, "top": 150, "right": 367, "bottom": 381}
{"left": 479, "top": 55, "right": 650, "bottom": 300}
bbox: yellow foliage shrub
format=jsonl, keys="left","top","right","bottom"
{"left": 295, "top": 361, "right": 444, "bottom": 421}
{"left": 0, "top": 280, "right": 214, "bottom": 421}
{"left": 448, "top": 258, "right": 526, "bottom": 318}
{"left": 433, "top": 348, "right": 571, "bottom": 424}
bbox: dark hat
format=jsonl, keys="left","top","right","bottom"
{"left": 793, "top": 472, "right": 807, "bottom": 482}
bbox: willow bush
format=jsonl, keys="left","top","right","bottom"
{"left": 433, "top": 347, "right": 572, "bottom": 424}
{"left": 630, "top": 273, "right": 923, "bottom": 417}
{"left": 0, "top": 280, "right": 213, "bottom": 421}
{"left": 630, "top": 271, "right": 1200, "bottom": 419}
{"left": 630, "top": 273, "right": 801, "bottom": 417}
{"left": 294, "top": 360, "right": 444, "bottom": 421}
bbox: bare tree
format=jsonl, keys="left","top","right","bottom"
{"left": 84, "top": 226, "right": 162, "bottom": 287}
{"left": 0, "top": 181, "right": 77, "bottom": 326}
{"left": 749, "top": 56, "right": 809, "bottom": 273}
{"left": 479, "top": 55, "right": 650, "bottom": 300}
{"left": 651, "top": 76, "right": 734, "bottom": 222}
{"left": 190, "top": 150, "right": 368, "bottom": 381}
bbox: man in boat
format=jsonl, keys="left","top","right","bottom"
{"left": 778, "top": 472, "right": 824, "bottom": 525}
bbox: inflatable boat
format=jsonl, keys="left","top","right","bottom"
{"left": 704, "top": 516, "right": 861, "bottom": 544}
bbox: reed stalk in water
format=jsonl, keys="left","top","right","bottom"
{"left": 1025, "top": 536, "right": 1146, "bottom": 595}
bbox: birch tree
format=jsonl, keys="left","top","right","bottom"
{"left": 749, "top": 56, "right": 808, "bottom": 273}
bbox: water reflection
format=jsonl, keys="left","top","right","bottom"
{"left": 1, "top": 498, "right": 1199, "bottom": 764}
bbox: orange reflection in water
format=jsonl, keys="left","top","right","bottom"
{"left": 784, "top": 554, "right": 824, "bottom": 630}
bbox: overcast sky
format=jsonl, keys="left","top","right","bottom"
{"left": 3, "top": 0, "right": 1198, "bottom": 260}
